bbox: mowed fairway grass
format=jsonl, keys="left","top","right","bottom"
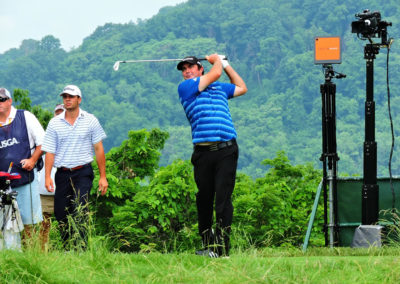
{"left": 1, "top": 247, "right": 400, "bottom": 283}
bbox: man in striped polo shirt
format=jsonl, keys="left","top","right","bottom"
{"left": 177, "top": 54, "right": 247, "bottom": 257}
{"left": 42, "top": 85, "right": 108, "bottom": 247}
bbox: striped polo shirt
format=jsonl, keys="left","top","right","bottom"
{"left": 178, "top": 78, "right": 236, "bottom": 144}
{"left": 42, "top": 109, "right": 106, "bottom": 168}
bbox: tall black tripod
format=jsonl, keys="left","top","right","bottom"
{"left": 320, "top": 64, "right": 345, "bottom": 246}
{"left": 362, "top": 43, "right": 381, "bottom": 225}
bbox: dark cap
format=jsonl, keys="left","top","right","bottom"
{"left": 177, "top": 56, "right": 203, "bottom": 70}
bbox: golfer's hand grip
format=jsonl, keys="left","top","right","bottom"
{"left": 198, "top": 57, "right": 228, "bottom": 61}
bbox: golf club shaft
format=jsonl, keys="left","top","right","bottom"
{"left": 120, "top": 58, "right": 206, "bottom": 63}
{"left": 113, "top": 57, "right": 227, "bottom": 71}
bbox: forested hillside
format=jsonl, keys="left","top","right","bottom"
{"left": 0, "top": 0, "right": 399, "bottom": 176}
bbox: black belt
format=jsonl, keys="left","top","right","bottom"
{"left": 59, "top": 163, "right": 90, "bottom": 171}
{"left": 194, "top": 140, "right": 236, "bottom": 152}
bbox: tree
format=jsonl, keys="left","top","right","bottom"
{"left": 39, "top": 35, "right": 62, "bottom": 52}
{"left": 90, "top": 128, "right": 169, "bottom": 235}
{"left": 1, "top": 0, "right": 399, "bottom": 177}
{"left": 12, "top": 89, "right": 52, "bottom": 129}
{"left": 109, "top": 159, "right": 197, "bottom": 252}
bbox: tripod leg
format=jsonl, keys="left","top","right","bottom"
{"left": 321, "top": 79, "right": 339, "bottom": 247}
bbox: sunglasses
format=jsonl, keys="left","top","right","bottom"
{"left": 62, "top": 94, "right": 78, "bottom": 99}
{"left": 0, "top": 97, "right": 9, "bottom": 102}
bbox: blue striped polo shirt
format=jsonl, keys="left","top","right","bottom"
{"left": 42, "top": 109, "right": 106, "bottom": 168}
{"left": 178, "top": 78, "right": 236, "bottom": 144}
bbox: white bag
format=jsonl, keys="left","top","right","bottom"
{"left": 0, "top": 200, "right": 24, "bottom": 250}
{"left": 1, "top": 229, "right": 22, "bottom": 250}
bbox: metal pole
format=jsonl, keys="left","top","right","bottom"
{"left": 362, "top": 44, "right": 379, "bottom": 225}
{"left": 320, "top": 82, "right": 329, "bottom": 246}
{"left": 319, "top": 64, "right": 344, "bottom": 247}
{"left": 328, "top": 170, "right": 334, "bottom": 247}
{"left": 302, "top": 180, "right": 323, "bottom": 252}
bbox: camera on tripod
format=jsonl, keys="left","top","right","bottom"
{"left": 0, "top": 171, "right": 23, "bottom": 250}
{"left": 0, "top": 172, "right": 19, "bottom": 206}
{"left": 0, "top": 189, "right": 18, "bottom": 206}
{"left": 351, "top": 9, "right": 392, "bottom": 45}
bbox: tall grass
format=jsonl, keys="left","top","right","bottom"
{"left": 2, "top": 207, "right": 400, "bottom": 282}
{"left": 2, "top": 247, "right": 400, "bottom": 283}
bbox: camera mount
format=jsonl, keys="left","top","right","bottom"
{"left": 319, "top": 64, "right": 346, "bottom": 247}
{"left": 314, "top": 37, "right": 346, "bottom": 247}
{"left": 352, "top": 10, "right": 393, "bottom": 225}
{"left": 0, "top": 171, "right": 23, "bottom": 251}
{"left": 0, "top": 172, "right": 20, "bottom": 206}
{"left": 351, "top": 9, "right": 392, "bottom": 45}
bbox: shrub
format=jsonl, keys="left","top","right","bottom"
{"left": 110, "top": 159, "right": 198, "bottom": 252}
{"left": 233, "top": 151, "right": 324, "bottom": 247}
{"left": 91, "top": 130, "right": 324, "bottom": 251}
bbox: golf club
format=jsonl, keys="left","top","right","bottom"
{"left": 113, "top": 57, "right": 227, "bottom": 71}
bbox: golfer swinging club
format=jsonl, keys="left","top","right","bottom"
{"left": 177, "top": 53, "right": 247, "bottom": 257}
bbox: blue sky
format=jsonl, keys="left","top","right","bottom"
{"left": 0, "top": 0, "right": 186, "bottom": 53}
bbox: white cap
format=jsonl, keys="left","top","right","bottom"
{"left": 59, "top": 85, "right": 82, "bottom": 98}
{"left": 0, "top": 88, "right": 11, "bottom": 99}
{"left": 54, "top": 104, "right": 65, "bottom": 113}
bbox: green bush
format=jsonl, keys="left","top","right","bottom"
{"left": 90, "top": 128, "right": 169, "bottom": 235}
{"left": 233, "top": 151, "right": 324, "bottom": 247}
{"left": 110, "top": 159, "right": 198, "bottom": 252}
{"left": 90, "top": 130, "right": 324, "bottom": 251}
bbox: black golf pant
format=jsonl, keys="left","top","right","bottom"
{"left": 54, "top": 164, "right": 94, "bottom": 247}
{"left": 191, "top": 141, "right": 238, "bottom": 253}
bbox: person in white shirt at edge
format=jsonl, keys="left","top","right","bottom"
{"left": 0, "top": 87, "right": 44, "bottom": 246}
{"left": 42, "top": 85, "right": 108, "bottom": 248}
{"left": 37, "top": 104, "right": 64, "bottom": 251}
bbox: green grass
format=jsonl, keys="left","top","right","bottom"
{"left": 1, "top": 247, "right": 400, "bottom": 283}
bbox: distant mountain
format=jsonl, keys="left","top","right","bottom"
{"left": 1, "top": 0, "right": 399, "bottom": 176}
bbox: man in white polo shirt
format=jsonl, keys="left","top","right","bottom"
{"left": 42, "top": 85, "right": 108, "bottom": 247}
{"left": 0, "top": 87, "right": 44, "bottom": 245}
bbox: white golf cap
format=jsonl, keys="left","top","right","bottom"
{"left": 54, "top": 104, "right": 65, "bottom": 113}
{"left": 59, "top": 85, "right": 82, "bottom": 98}
{"left": 0, "top": 88, "right": 11, "bottom": 99}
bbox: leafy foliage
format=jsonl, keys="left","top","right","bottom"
{"left": 5, "top": 0, "right": 394, "bottom": 252}
{"left": 110, "top": 159, "right": 198, "bottom": 252}
{"left": 1, "top": 0, "right": 399, "bottom": 177}
{"left": 233, "top": 151, "right": 323, "bottom": 247}
{"left": 91, "top": 130, "right": 323, "bottom": 251}
{"left": 12, "top": 89, "right": 52, "bottom": 128}
{"left": 9, "top": 91, "right": 325, "bottom": 251}
{"left": 90, "top": 128, "right": 169, "bottom": 235}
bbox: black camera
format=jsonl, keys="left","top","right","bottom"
{"left": 0, "top": 189, "right": 18, "bottom": 206}
{"left": 351, "top": 10, "right": 391, "bottom": 44}
{"left": 0, "top": 173, "right": 18, "bottom": 205}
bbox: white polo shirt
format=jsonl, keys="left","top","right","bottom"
{"left": 0, "top": 106, "right": 45, "bottom": 153}
{"left": 42, "top": 108, "right": 106, "bottom": 168}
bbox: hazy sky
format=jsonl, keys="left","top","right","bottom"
{"left": 0, "top": 0, "right": 187, "bottom": 53}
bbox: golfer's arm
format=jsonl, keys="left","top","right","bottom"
{"left": 94, "top": 141, "right": 107, "bottom": 179}
{"left": 198, "top": 61, "right": 223, "bottom": 92}
{"left": 45, "top": 152, "right": 55, "bottom": 179}
{"left": 224, "top": 66, "right": 247, "bottom": 97}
